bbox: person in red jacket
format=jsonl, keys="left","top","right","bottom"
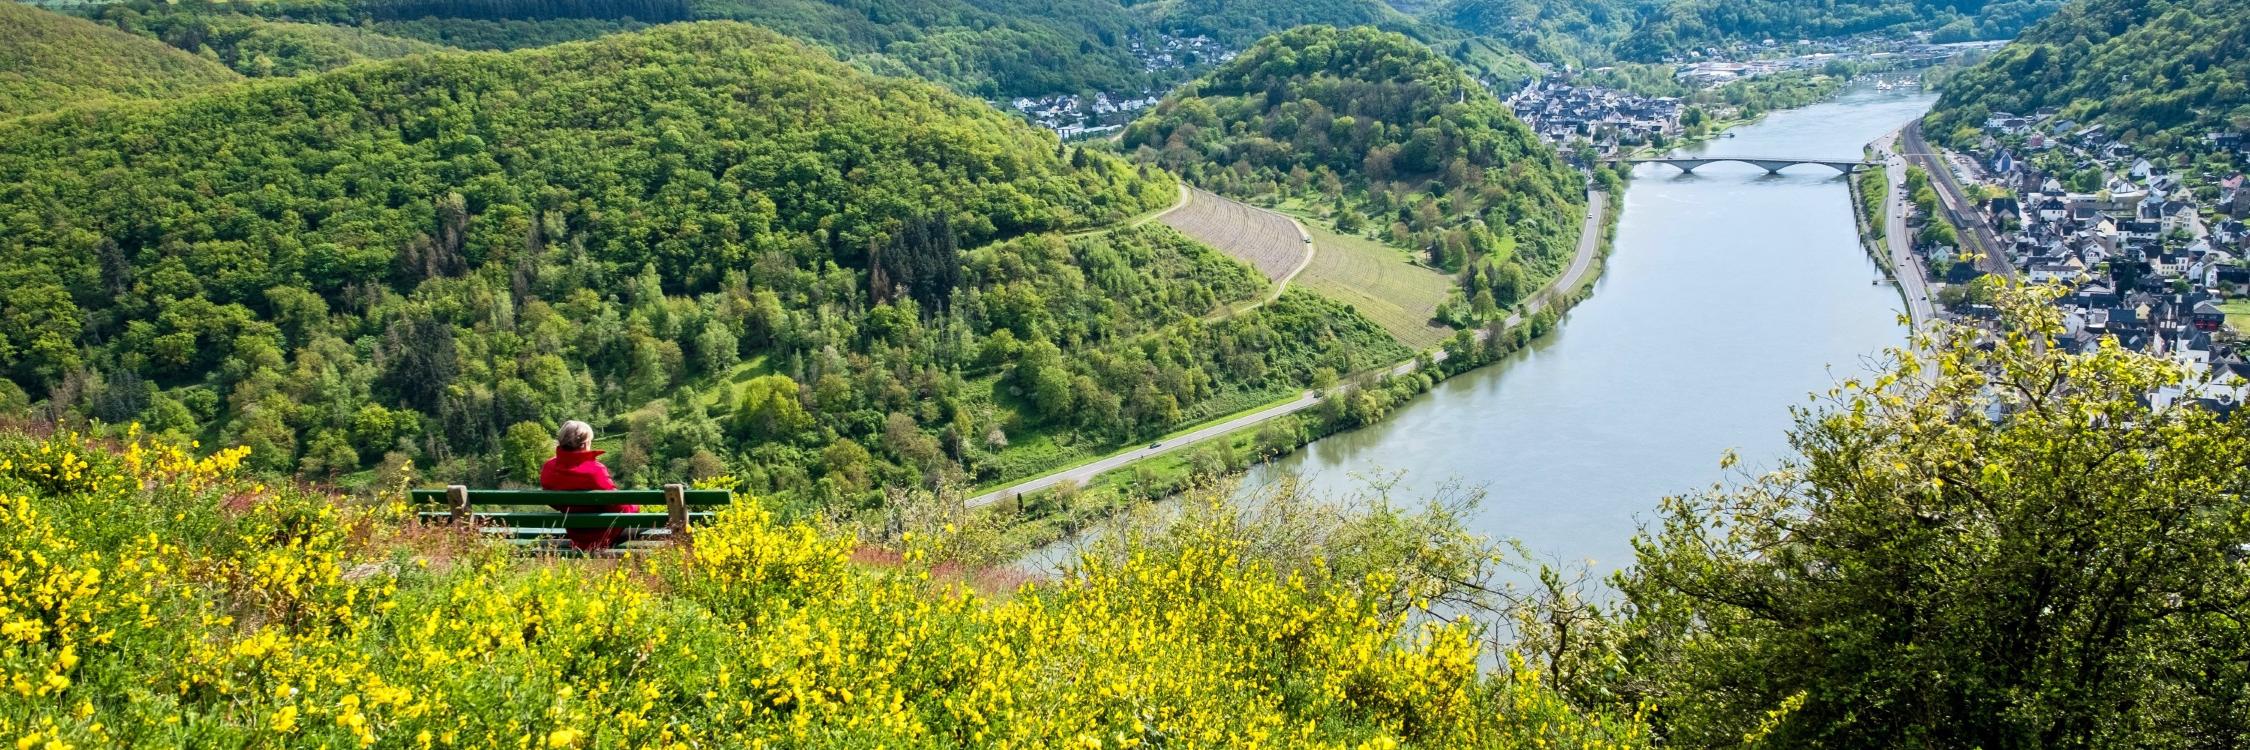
{"left": 539, "top": 420, "right": 638, "bottom": 551}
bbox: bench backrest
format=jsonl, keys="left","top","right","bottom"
{"left": 410, "top": 484, "right": 734, "bottom": 545}
{"left": 406, "top": 487, "right": 735, "bottom": 507}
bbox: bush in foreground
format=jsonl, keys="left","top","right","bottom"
{"left": 0, "top": 426, "right": 1644, "bottom": 748}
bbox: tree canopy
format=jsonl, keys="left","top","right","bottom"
{"left": 1924, "top": 0, "right": 2250, "bottom": 160}
{"left": 0, "top": 2, "right": 244, "bottom": 120}
{"left": 1615, "top": 0, "right": 2064, "bottom": 60}
{"left": 1126, "top": 26, "right": 1584, "bottom": 311}
{"left": 91, "top": 2, "right": 453, "bottom": 79}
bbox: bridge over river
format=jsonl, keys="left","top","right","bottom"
{"left": 1611, "top": 155, "right": 1872, "bottom": 175}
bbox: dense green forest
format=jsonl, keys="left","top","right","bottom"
{"left": 1924, "top": 0, "right": 2250, "bottom": 159}
{"left": 687, "top": 0, "right": 1163, "bottom": 98}
{"left": 1433, "top": 0, "right": 1662, "bottom": 66}
{"left": 1615, "top": 0, "right": 2064, "bottom": 60}
{"left": 0, "top": 2, "right": 244, "bottom": 119}
{"left": 365, "top": 17, "right": 649, "bottom": 50}
{"left": 1154, "top": 0, "right": 1414, "bottom": 44}
{"left": 91, "top": 2, "right": 451, "bottom": 78}
{"left": 0, "top": 22, "right": 1423, "bottom": 510}
{"left": 29, "top": 0, "right": 1548, "bottom": 100}
{"left": 1125, "top": 26, "right": 1584, "bottom": 320}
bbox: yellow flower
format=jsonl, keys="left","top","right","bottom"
{"left": 271, "top": 706, "right": 298, "bottom": 733}
{"left": 545, "top": 729, "right": 585, "bottom": 748}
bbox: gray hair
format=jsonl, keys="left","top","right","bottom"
{"left": 557, "top": 420, "right": 594, "bottom": 451}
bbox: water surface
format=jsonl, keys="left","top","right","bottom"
{"left": 1232, "top": 85, "right": 1937, "bottom": 576}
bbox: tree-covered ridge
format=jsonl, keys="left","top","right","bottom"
{"left": 1923, "top": 0, "right": 2250, "bottom": 158}
{"left": 689, "top": 0, "right": 1165, "bottom": 98}
{"left": 0, "top": 21, "right": 1268, "bottom": 500}
{"left": 1126, "top": 26, "right": 1583, "bottom": 315}
{"left": 0, "top": 1, "right": 244, "bottom": 119}
{"left": 93, "top": 2, "right": 453, "bottom": 78}
{"left": 1433, "top": 0, "right": 1660, "bottom": 66}
{"left": 1614, "top": 0, "right": 2063, "bottom": 60}
{"left": 1154, "top": 0, "right": 1416, "bottom": 44}
{"left": 367, "top": 17, "right": 650, "bottom": 51}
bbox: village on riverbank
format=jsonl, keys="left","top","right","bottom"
{"left": 1891, "top": 110, "right": 2250, "bottom": 410}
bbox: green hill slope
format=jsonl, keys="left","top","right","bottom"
{"left": 0, "top": 22, "right": 1412, "bottom": 507}
{"left": 1153, "top": 0, "right": 1415, "bottom": 44}
{"left": 0, "top": 1, "right": 244, "bottom": 118}
{"left": 96, "top": 5, "right": 453, "bottom": 77}
{"left": 1615, "top": 0, "right": 2064, "bottom": 60}
{"left": 1126, "top": 26, "right": 1583, "bottom": 321}
{"left": 1432, "top": 0, "right": 1659, "bottom": 66}
{"left": 1923, "top": 0, "right": 2250, "bottom": 158}
{"left": 693, "top": 0, "right": 1155, "bottom": 97}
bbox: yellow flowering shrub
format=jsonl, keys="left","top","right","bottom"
{"left": 0, "top": 429, "right": 1648, "bottom": 748}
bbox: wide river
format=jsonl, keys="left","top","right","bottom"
{"left": 1232, "top": 84, "right": 1939, "bottom": 576}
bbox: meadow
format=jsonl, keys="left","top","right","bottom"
{"left": 1294, "top": 225, "right": 1458, "bottom": 350}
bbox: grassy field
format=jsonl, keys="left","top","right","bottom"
{"left": 1158, "top": 188, "right": 1305, "bottom": 282}
{"left": 1295, "top": 223, "right": 1457, "bottom": 350}
{"left": 2220, "top": 300, "right": 2250, "bottom": 332}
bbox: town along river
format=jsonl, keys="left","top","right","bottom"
{"left": 1227, "top": 84, "right": 1940, "bottom": 578}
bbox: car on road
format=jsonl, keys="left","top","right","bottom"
{"left": 1148, "top": 441, "right": 1162, "bottom": 449}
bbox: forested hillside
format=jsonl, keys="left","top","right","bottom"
{"left": 690, "top": 0, "right": 1162, "bottom": 97}
{"left": 0, "top": 2, "right": 244, "bottom": 119}
{"left": 1614, "top": 0, "right": 2063, "bottom": 60}
{"left": 1154, "top": 0, "right": 1414, "bottom": 44}
{"left": 1923, "top": 0, "right": 2250, "bottom": 159}
{"left": 93, "top": 2, "right": 452, "bottom": 78}
{"left": 1126, "top": 26, "right": 1583, "bottom": 319}
{"left": 1433, "top": 0, "right": 1659, "bottom": 66}
{"left": 0, "top": 22, "right": 1411, "bottom": 510}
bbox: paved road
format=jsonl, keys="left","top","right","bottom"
{"left": 1900, "top": 122, "right": 2016, "bottom": 281}
{"left": 1872, "top": 132, "right": 1936, "bottom": 331}
{"left": 967, "top": 190, "right": 1608, "bottom": 507}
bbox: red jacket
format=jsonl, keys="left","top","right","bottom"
{"left": 539, "top": 449, "right": 638, "bottom": 550}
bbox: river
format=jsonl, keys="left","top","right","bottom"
{"left": 1024, "top": 84, "right": 1939, "bottom": 576}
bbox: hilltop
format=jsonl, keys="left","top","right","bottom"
{"left": 94, "top": 4, "right": 453, "bottom": 78}
{"left": 1923, "top": 0, "right": 2250, "bottom": 159}
{"left": 1153, "top": 0, "right": 1419, "bottom": 45}
{"left": 1433, "top": 0, "right": 1659, "bottom": 66}
{"left": 1126, "top": 26, "right": 1583, "bottom": 327}
{"left": 0, "top": 1, "right": 244, "bottom": 119}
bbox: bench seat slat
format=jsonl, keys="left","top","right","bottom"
{"left": 409, "top": 489, "right": 733, "bottom": 506}
{"left": 416, "top": 511, "right": 717, "bottom": 529}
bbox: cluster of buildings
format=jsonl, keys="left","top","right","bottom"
{"left": 1000, "top": 33, "right": 1236, "bottom": 140}
{"left": 1501, "top": 78, "right": 1684, "bottom": 157}
{"left": 1673, "top": 40, "right": 2001, "bottom": 86}
{"left": 1918, "top": 108, "right": 2250, "bottom": 411}
{"left": 1006, "top": 92, "right": 1160, "bottom": 140}
{"left": 1127, "top": 32, "right": 1234, "bottom": 73}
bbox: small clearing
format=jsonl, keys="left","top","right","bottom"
{"left": 1296, "top": 223, "right": 1456, "bottom": 350}
{"left": 1159, "top": 188, "right": 1305, "bottom": 283}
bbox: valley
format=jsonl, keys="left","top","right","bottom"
{"left": 3, "top": 0, "right": 2248, "bottom": 745}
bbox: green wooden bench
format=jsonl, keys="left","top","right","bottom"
{"left": 410, "top": 484, "right": 732, "bottom": 551}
